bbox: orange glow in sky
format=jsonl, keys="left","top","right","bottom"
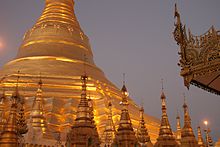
{"left": 0, "top": 42, "right": 3, "bottom": 48}
{"left": 0, "top": 39, "right": 4, "bottom": 51}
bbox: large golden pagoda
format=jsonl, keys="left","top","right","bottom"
{"left": 0, "top": 0, "right": 159, "bottom": 145}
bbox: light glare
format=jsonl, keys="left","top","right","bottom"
{"left": 0, "top": 42, "right": 3, "bottom": 48}
{"left": 204, "top": 120, "right": 208, "bottom": 126}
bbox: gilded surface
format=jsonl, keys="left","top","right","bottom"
{"left": 0, "top": 0, "right": 159, "bottom": 146}
{"left": 173, "top": 4, "right": 220, "bottom": 95}
{"left": 154, "top": 91, "right": 179, "bottom": 147}
{"left": 180, "top": 100, "right": 198, "bottom": 147}
{"left": 197, "top": 126, "right": 205, "bottom": 147}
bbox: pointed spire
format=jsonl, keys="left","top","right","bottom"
{"left": 197, "top": 126, "right": 205, "bottom": 147}
{"left": 154, "top": 80, "right": 179, "bottom": 147}
{"left": 0, "top": 95, "right": 19, "bottom": 146}
{"left": 30, "top": 78, "right": 46, "bottom": 132}
{"left": 176, "top": 109, "right": 181, "bottom": 144}
{"left": 112, "top": 76, "right": 138, "bottom": 146}
{"left": 75, "top": 54, "right": 90, "bottom": 122}
{"left": 121, "top": 73, "right": 129, "bottom": 106}
{"left": 182, "top": 96, "right": 195, "bottom": 137}
{"left": 103, "top": 101, "right": 116, "bottom": 146}
{"left": 118, "top": 74, "right": 132, "bottom": 131}
{"left": 205, "top": 128, "right": 214, "bottom": 147}
{"left": 180, "top": 95, "right": 198, "bottom": 146}
{"left": 174, "top": 3, "right": 181, "bottom": 27}
{"left": 67, "top": 74, "right": 100, "bottom": 146}
{"left": 158, "top": 81, "right": 173, "bottom": 138}
{"left": 75, "top": 74, "right": 91, "bottom": 123}
{"left": 137, "top": 105, "right": 153, "bottom": 146}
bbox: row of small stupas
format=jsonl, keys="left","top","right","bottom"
{"left": 0, "top": 74, "right": 216, "bottom": 147}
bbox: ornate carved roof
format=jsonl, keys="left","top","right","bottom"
{"left": 173, "top": 4, "right": 220, "bottom": 95}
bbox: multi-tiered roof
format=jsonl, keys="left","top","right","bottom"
{"left": 173, "top": 4, "right": 220, "bottom": 95}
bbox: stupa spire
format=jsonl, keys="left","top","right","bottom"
{"left": 30, "top": 78, "right": 46, "bottom": 132}
{"left": 205, "top": 128, "right": 214, "bottom": 147}
{"left": 66, "top": 71, "right": 100, "bottom": 146}
{"left": 176, "top": 109, "right": 181, "bottom": 144}
{"left": 137, "top": 105, "right": 153, "bottom": 147}
{"left": 158, "top": 80, "right": 173, "bottom": 137}
{"left": 75, "top": 75, "right": 91, "bottom": 123}
{"left": 118, "top": 74, "right": 132, "bottom": 130}
{"left": 154, "top": 80, "right": 179, "bottom": 147}
{"left": 112, "top": 76, "right": 138, "bottom": 146}
{"left": 180, "top": 96, "right": 198, "bottom": 147}
{"left": 103, "top": 101, "right": 116, "bottom": 146}
{"left": 197, "top": 126, "right": 205, "bottom": 147}
{"left": 0, "top": 95, "right": 19, "bottom": 146}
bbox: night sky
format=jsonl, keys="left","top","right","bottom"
{"left": 0, "top": 0, "right": 219, "bottom": 142}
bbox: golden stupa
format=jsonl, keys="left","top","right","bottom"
{"left": 0, "top": 0, "right": 159, "bottom": 145}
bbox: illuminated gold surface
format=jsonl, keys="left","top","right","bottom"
{"left": 67, "top": 75, "right": 100, "bottom": 146}
{"left": 180, "top": 100, "right": 198, "bottom": 147}
{"left": 0, "top": 96, "right": 18, "bottom": 146}
{"left": 197, "top": 126, "right": 205, "bottom": 147}
{"left": 215, "top": 138, "right": 220, "bottom": 147}
{"left": 113, "top": 84, "right": 138, "bottom": 147}
{"left": 175, "top": 111, "right": 181, "bottom": 145}
{"left": 102, "top": 102, "right": 116, "bottom": 146}
{"left": 154, "top": 91, "right": 179, "bottom": 147}
{"left": 0, "top": 0, "right": 160, "bottom": 146}
{"left": 137, "top": 106, "right": 153, "bottom": 146}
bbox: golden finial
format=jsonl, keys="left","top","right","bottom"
{"left": 123, "top": 73, "right": 125, "bottom": 84}
{"left": 174, "top": 3, "right": 181, "bottom": 26}
{"left": 176, "top": 109, "right": 180, "bottom": 118}
{"left": 160, "top": 79, "right": 166, "bottom": 100}
{"left": 174, "top": 3, "right": 180, "bottom": 18}
{"left": 140, "top": 98, "right": 144, "bottom": 108}
{"left": 183, "top": 93, "right": 188, "bottom": 109}
{"left": 161, "top": 78, "right": 164, "bottom": 91}
{"left": 121, "top": 73, "right": 128, "bottom": 95}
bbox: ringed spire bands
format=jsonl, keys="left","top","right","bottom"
{"left": 36, "top": 0, "right": 77, "bottom": 27}
{"left": 16, "top": 0, "right": 94, "bottom": 64}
